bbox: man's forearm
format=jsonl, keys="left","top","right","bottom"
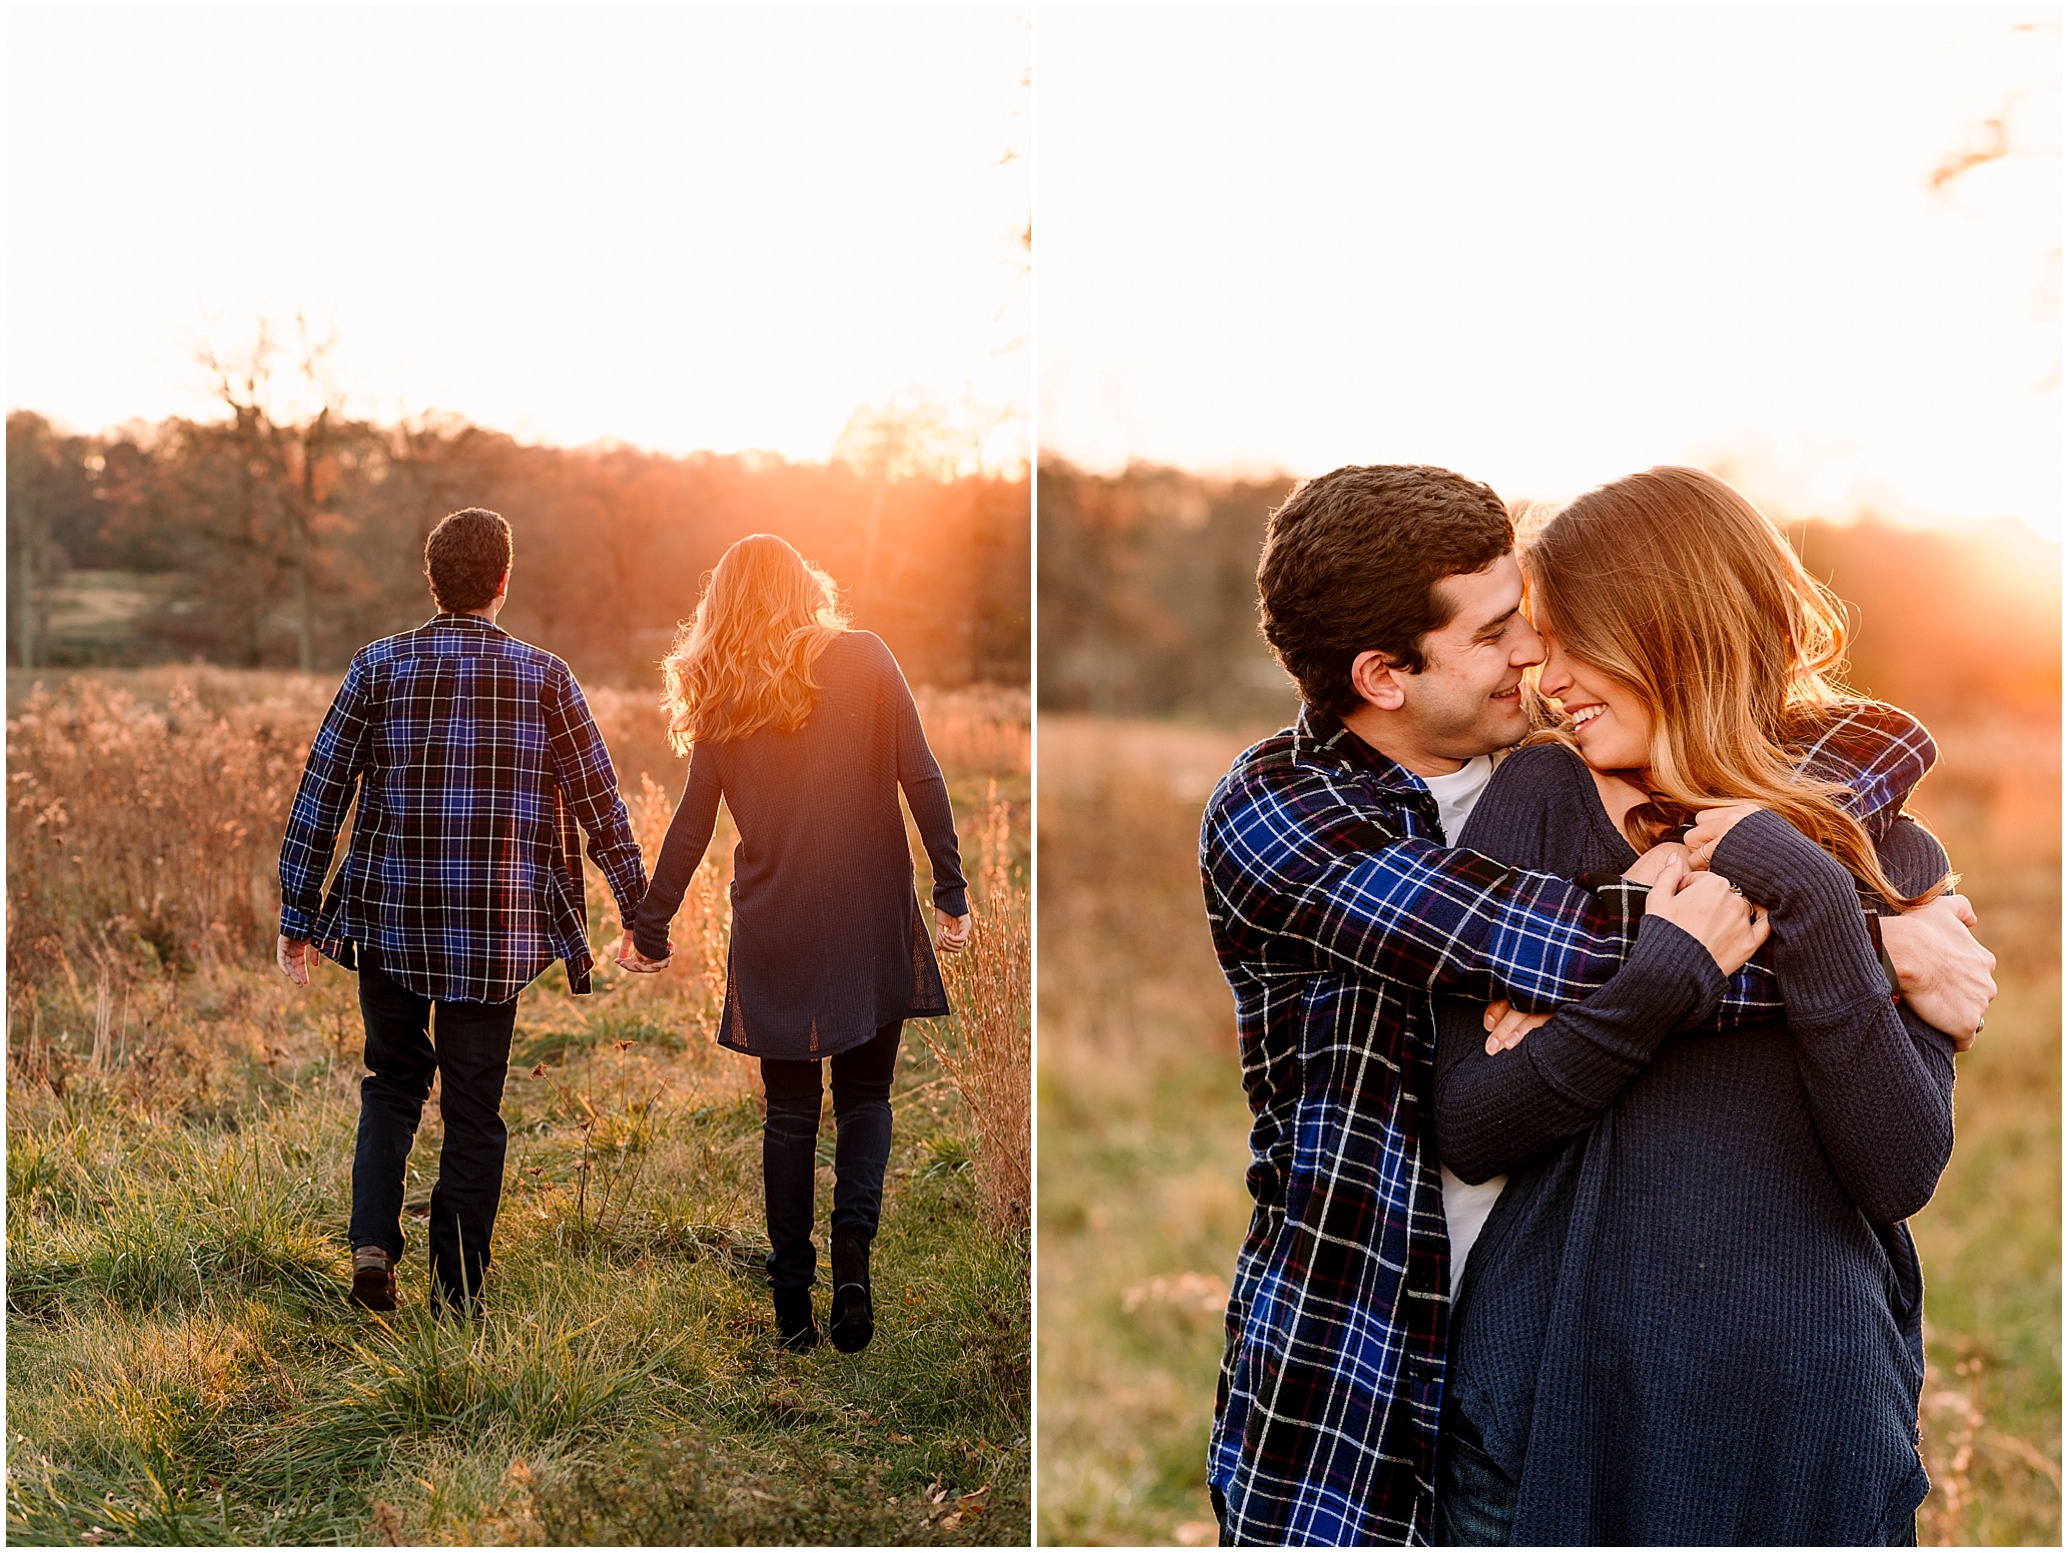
{"left": 1217, "top": 833, "right": 1649, "bottom": 1011}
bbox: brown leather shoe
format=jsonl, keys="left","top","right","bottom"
{"left": 349, "top": 1245, "right": 399, "bottom": 1311}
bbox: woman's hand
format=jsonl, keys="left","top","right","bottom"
{"left": 935, "top": 908, "right": 973, "bottom": 955}
{"left": 1622, "top": 840, "right": 1691, "bottom": 887}
{"left": 1645, "top": 862, "right": 1770, "bottom": 974}
{"left": 1683, "top": 803, "right": 1766, "bottom": 871}
{"left": 1481, "top": 999, "right": 1552, "bottom": 1055}
{"left": 613, "top": 935, "right": 672, "bottom": 974}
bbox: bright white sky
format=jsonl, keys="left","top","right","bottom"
{"left": 8, "top": 7, "right": 1029, "bottom": 468}
{"left": 1041, "top": 7, "right": 2061, "bottom": 542}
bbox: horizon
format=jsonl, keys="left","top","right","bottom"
{"left": 7, "top": 399, "right": 1031, "bottom": 483}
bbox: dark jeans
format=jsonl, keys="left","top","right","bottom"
{"left": 1436, "top": 1398, "right": 1518, "bottom": 1546}
{"left": 758, "top": 1021, "right": 902, "bottom": 1292}
{"left": 348, "top": 956, "right": 518, "bottom": 1310}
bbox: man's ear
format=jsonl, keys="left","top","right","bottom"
{"left": 1349, "top": 649, "right": 1409, "bottom": 712}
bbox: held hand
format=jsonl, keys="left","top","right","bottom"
{"left": 1881, "top": 895, "right": 1996, "bottom": 1049}
{"left": 935, "top": 908, "right": 973, "bottom": 955}
{"left": 1645, "top": 867, "right": 1770, "bottom": 974}
{"left": 276, "top": 934, "right": 314, "bottom": 987}
{"left": 613, "top": 934, "right": 673, "bottom": 974}
{"left": 1683, "top": 803, "right": 1767, "bottom": 871}
{"left": 1481, "top": 998, "right": 1552, "bottom": 1056}
{"left": 1622, "top": 841, "right": 1691, "bottom": 889}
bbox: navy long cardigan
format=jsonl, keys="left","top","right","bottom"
{"left": 633, "top": 630, "right": 968, "bottom": 1060}
{"left": 1433, "top": 742, "right": 1955, "bottom": 1546}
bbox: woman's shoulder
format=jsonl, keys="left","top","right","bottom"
{"left": 1488, "top": 738, "right": 1593, "bottom": 794}
{"left": 822, "top": 628, "right": 894, "bottom": 669}
{"left": 1461, "top": 739, "right": 1613, "bottom": 867}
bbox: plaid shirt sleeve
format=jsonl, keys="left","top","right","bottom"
{"left": 1207, "top": 774, "right": 1648, "bottom": 1013}
{"left": 544, "top": 665, "right": 648, "bottom": 930}
{"left": 1712, "top": 699, "right": 1939, "bottom": 1024}
{"left": 278, "top": 653, "right": 376, "bottom": 941}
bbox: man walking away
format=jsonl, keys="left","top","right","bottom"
{"left": 276, "top": 507, "right": 649, "bottom": 1316}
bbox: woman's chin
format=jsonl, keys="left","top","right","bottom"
{"left": 1574, "top": 732, "right": 1642, "bottom": 774}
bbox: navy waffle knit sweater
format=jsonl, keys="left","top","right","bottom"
{"left": 1432, "top": 742, "right": 1955, "bottom": 1546}
{"left": 632, "top": 630, "right": 967, "bottom": 1060}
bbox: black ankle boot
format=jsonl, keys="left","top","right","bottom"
{"left": 773, "top": 1286, "right": 820, "bottom": 1352}
{"left": 830, "top": 1230, "right": 874, "bottom": 1353}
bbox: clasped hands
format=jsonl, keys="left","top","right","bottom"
{"left": 611, "top": 907, "right": 975, "bottom": 976}
{"left": 1480, "top": 802, "right": 1996, "bottom": 1057}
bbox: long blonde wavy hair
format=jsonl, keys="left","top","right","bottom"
{"left": 660, "top": 534, "right": 850, "bottom": 752}
{"left": 1523, "top": 466, "right": 1942, "bottom": 912}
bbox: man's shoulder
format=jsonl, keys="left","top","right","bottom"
{"left": 357, "top": 620, "right": 569, "bottom": 681}
{"left": 1204, "top": 723, "right": 1412, "bottom": 862}
{"left": 1208, "top": 725, "right": 1315, "bottom": 819}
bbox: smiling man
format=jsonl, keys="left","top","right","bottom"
{"left": 1198, "top": 464, "right": 1994, "bottom": 1546}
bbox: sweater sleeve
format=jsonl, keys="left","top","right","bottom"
{"left": 1434, "top": 914, "right": 1728, "bottom": 1182}
{"left": 885, "top": 641, "right": 968, "bottom": 918}
{"left": 630, "top": 742, "right": 722, "bottom": 960}
{"left": 1709, "top": 809, "right": 1956, "bottom": 1223}
{"left": 1430, "top": 744, "right": 1730, "bottom": 1182}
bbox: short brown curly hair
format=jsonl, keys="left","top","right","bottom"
{"left": 1258, "top": 465, "right": 1513, "bottom": 715}
{"left": 425, "top": 508, "right": 512, "bottom": 613}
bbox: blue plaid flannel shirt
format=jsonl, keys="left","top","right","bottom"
{"left": 278, "top": 614, "right": 647, "bottom": 1004}
{"left": 1200, "top": 700, "right": 1934, "bottom": 1546}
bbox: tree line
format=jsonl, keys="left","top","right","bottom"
{"left": 7, "top": 355, "right": 1028, "bottom": 692}
{"left": 1038, "top": 459, "right": 2060, "bottom": 726}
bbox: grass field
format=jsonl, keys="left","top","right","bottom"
{"left": 7, "top": 667, "right": 1031, "bottom": 1546}
{"left": 1036, "top": 712, "right": 2061, "bottom": 1547}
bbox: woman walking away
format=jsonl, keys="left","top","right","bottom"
{"left": 623, "top": 534, "right": 971, "bottom": 1354}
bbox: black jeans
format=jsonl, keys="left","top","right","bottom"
{"left": 1435, "top": 1398, "right": 1518, "bottom": 1546}
{"left": 348, "top": 956, "right": 518, "bottom": 1309}
{"left": 758, "top": 1022, "right": 902, "bottom": 1293}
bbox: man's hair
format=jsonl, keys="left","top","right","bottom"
{"left": 425, "top": 508, "right": 513, "bottom": 613}
{"left": 1257, "top": 464, "right": 1513, "bottom": 715}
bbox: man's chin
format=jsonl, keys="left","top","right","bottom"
{"left": 1480, "top": 699, "right": 1529, "bottom": 746}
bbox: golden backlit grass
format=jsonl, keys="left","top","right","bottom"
{"left": 1036, "top": 713, "right": 2061, "bottom": 1547}
{"left": 6, "top": 667, "right": 1029, "bottom": 1546}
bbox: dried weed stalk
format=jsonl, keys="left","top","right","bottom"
{"left": 928, "top": 783, "right": 1031, "bottom": 1237}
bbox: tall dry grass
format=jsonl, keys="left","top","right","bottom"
{"left": 6, "top": 666, "right": 1032, "bottom": 1545}
{"left": 6, "top": 665, "right": 1032, "bottom": 1227}
{"left": 930, "top": 783, "right": 1033, "bottom": 1236}
{"left": 7, "top": 675, "right": 332, "bottom": 985}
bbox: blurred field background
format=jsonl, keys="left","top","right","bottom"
{"left": 1036, "top": 462, "right": 2060, "bottom": 1546}
{"left": 7, "top": 667, "right": 1029, "bottom": 1545}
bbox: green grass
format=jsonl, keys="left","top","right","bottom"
{"left": 1037, "top": 714, "right": 2061, "bottom": 1547}
{"left": 7, "top": 962, "right": 1030, "bottom": 1546}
